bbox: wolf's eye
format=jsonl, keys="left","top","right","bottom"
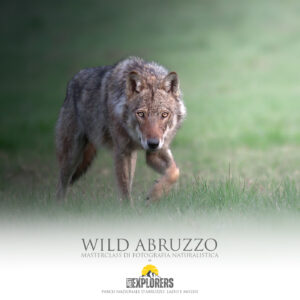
{"left": 162, "top": 112, "right": 169, "bottom": 118}
{"left": 137, "top": 111, "right": 145, "bottom": 118}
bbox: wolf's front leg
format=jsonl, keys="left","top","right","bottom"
{"left": 146, "top": 149, "right": 180, "bottom": 202}
{"left": 114, "top": 149, "right": 137, "bottom": 205}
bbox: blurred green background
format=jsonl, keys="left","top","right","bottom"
{"left": 0, "top": 0, "right": 299, "bottom": 217}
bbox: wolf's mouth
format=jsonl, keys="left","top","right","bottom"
{"left": 146, "top": 148, "right": 159, "bottom": 153}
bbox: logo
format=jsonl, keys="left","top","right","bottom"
{"left": 126, "top": 265, "right": 174, "bottom": 288}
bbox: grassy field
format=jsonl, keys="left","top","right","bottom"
{"left": 0, "top": 0, "right": 300, "bottom": 221}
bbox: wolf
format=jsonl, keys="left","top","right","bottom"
{"left": 55, "top": 56, "right": 186, "bottom": 204}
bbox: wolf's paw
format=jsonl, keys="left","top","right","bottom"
{"left": 146, "top": 182, "right": 165, "bottom": 203}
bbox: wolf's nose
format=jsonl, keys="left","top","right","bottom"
{"left": 147, "top": 138, "right": 159, "bottom": 150}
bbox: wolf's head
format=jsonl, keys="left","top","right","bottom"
{"left": 123, "top": 70, "right": 186, "bottom": 151}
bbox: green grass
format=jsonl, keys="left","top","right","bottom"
{"left": 0, "top": 0, "right": 300, "bottom": 221}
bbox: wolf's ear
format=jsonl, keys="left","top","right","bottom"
{"left": 126, "top": 71, "right": 143, "bottom": 97}
{"left": 162, "top": 72, "right": 179, "bottom": 95}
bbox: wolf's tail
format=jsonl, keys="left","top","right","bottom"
{"left": 70, "top": 142, "right": 97, "bottom": 184}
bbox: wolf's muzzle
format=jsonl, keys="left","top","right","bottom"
{"left": 147, "top": 138, "right": 160, "bottom": 150}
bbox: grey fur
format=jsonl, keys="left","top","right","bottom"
{"left": 55, "top": 56, "right": 186, "bottom": 202}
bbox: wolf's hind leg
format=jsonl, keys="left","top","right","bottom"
{"left": 70, "top": 142, "right": 97, "bottom": 184}
{"left": 56, "top": 133, "right": 86, "bottom": 201}
{"left": 146, "top": 149, "right": 179, "bottom": 202}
